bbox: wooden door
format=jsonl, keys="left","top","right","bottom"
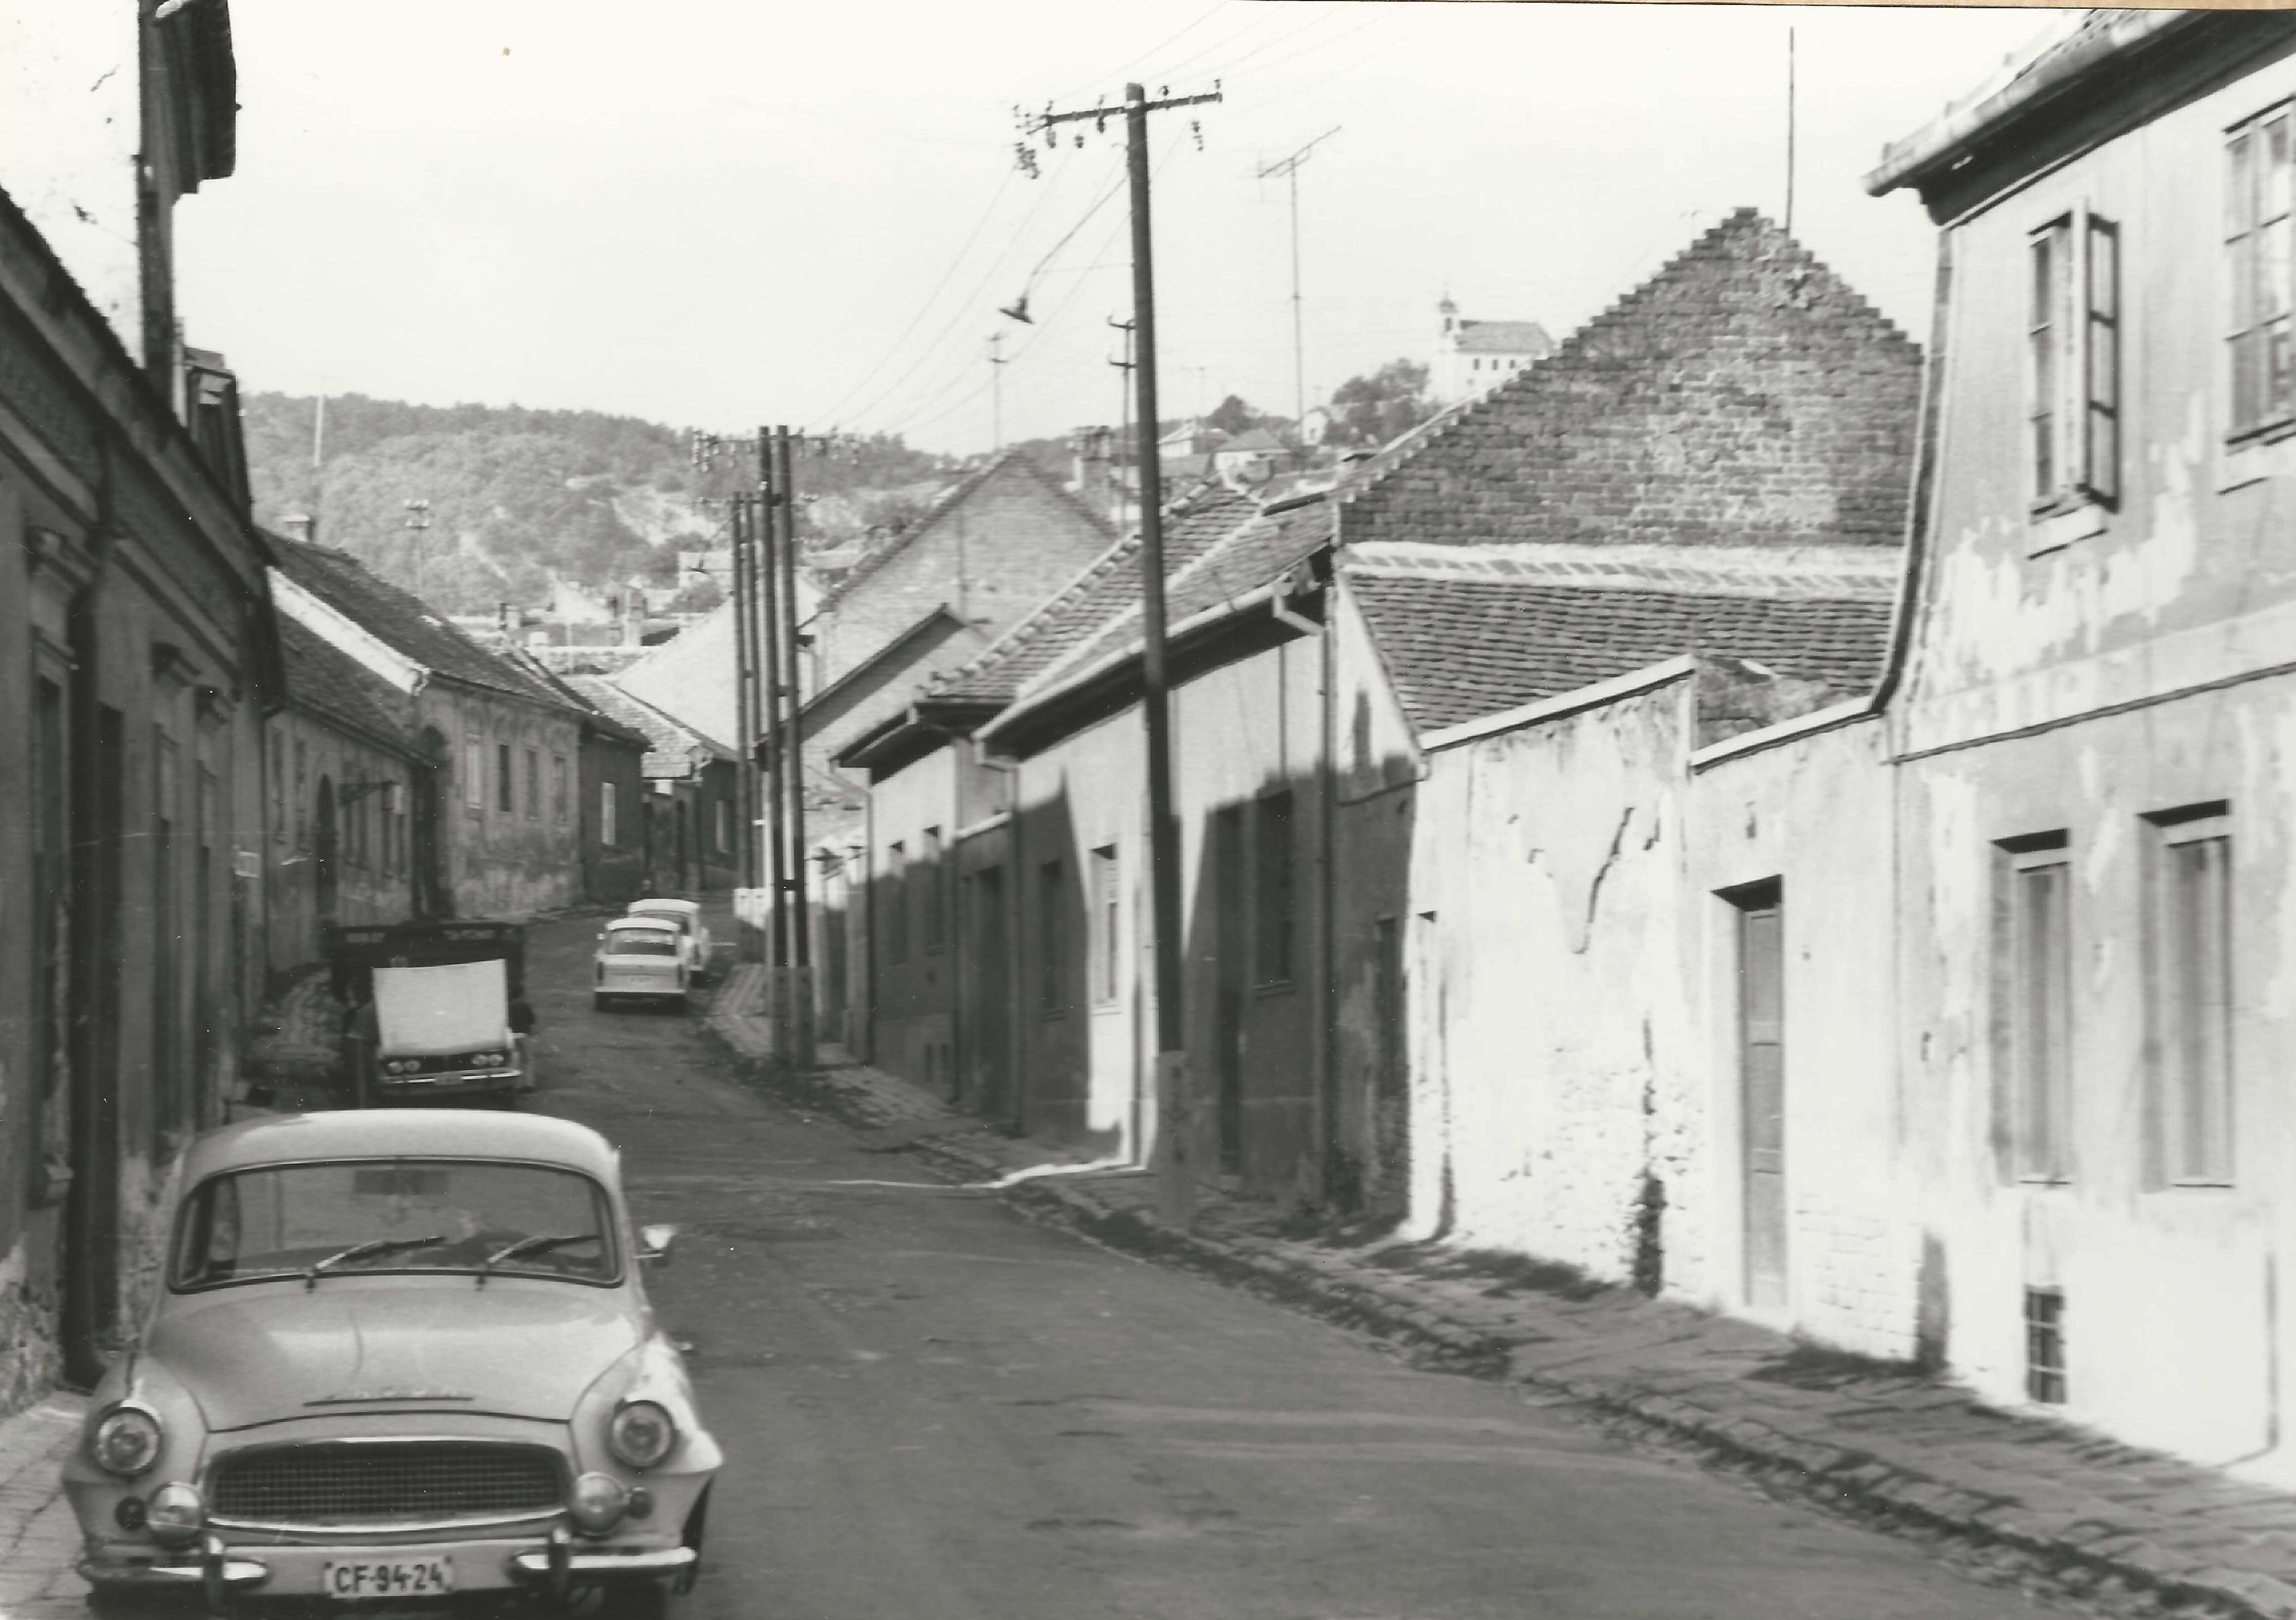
{"left": 1737, "top": 887, "right": 1787, "bottom": 1308}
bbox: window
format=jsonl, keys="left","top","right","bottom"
{"left": 524, "top": 749, "right": 540, "bottom": 820}
{"left": 2001, "top": 835, "right": 2073, "bottom": 1183}
{"left": 2025, "top": 1287, "right": 2067, "bottom": 1405}
{"left": 2230, "top": 107, "right": 2295, "bottom": 436}
{"left": 293, "top": 739, "right": 309, "bottom": 842}
{"left": 885, "top": 841, "right": 908, "bottom": 962}
{"left": 496, "top": 743, "right": 513, "bottom": 812}
{"left": 1092, "top": 844, "right": 1120, "bottom": 1003}
{"left": 600, "top": 781, "right": 617, "bottom": 847}
{"left": 553, "top": 755, "right": 570, "bottom": 823}
{"left": 2029, "top": 209, "right": 2118, "bottom": 507}
{"left": 922, "top": 827, "right": 946, "bottom": 952}
{"left": 1037, "top": 858, "right": 1065, "bottom": 1016}
{"left": 463, "top": 739, "right": 484, "bottom": 810}
{"left": 2147, "top": 806, "right": 2233, "bottom": 1186}
{"left": 1254, "top": 791, "right": 1295, "bottom": 986}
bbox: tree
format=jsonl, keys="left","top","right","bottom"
{"left": 1324, "top": 359, "right": 1435, "bottom": 449}
{"left": 1205, "top": 393, "right": 1262, "bottom": 436}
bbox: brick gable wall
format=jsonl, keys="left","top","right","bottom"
{"left": 1342, "top": 209, "right": 1921, "bottom": 551}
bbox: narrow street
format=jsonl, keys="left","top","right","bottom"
{"left": 523, "top": 912, "right": 2054, "bottom": 1620}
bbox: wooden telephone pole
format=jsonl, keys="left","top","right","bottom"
{"left": 1022, "top": 79, "right": 1220, "bottom": 1227}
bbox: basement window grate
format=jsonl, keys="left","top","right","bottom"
{"left": 2024, "top": 1287, "right": 2067, "bottom": 1404}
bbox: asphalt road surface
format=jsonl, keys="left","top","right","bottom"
{"left": 530, "top": 912, "right": 2060, "bottom": 1620}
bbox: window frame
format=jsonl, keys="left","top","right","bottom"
{"left": 2228, "top": 103, "right": 2296, "bottom": 442}
{"left": 496, "top": 741, "right": 514, "bottom": 814}
{"left": 463, "top": 738, "right": 485, "bottom": 811}
{"left": 2027, "top": 206, "right": 2119, "bottom": 517}
{"left": 1091, "top": 843, "right": 1120, "bottom": 1005}
{"left": 2145, "top": 805, "right": 2234, "bottom": 1189}
{"left": 2000, "top": 835, "right": 2075, "bottom": 1186}
{"left": 524, "top": 749, "right": 541, "bottom": 821}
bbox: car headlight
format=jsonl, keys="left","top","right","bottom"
{"left": 145, "top": 1481, "right": 204, "bottom": 1547}
{"left": 90, "top": 1404, "right": 163, "bottom": 1477}
{"left": 607, "top": 1399, "right": 676, "bottom": 1470}
{"left": 568, "top": 1471, "right": 627, "bottom": 1535}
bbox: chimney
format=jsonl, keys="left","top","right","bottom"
{"left": 1071, "top": 426, "right": 1114, "bottom": 521}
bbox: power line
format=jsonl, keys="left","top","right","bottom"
{"left": 1048, "top": 0, "right": 1232, "bottom": 105}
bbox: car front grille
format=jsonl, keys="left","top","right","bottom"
{"left": 210, "top": 1442, "right": 563, "bottom": 1527}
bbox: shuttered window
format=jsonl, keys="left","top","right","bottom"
{"left": 2230, "top": 107, "right": 2296, "bottom": 436}
{"left": 2148, "top": 808, "right": 2233, "bottom": 1186}
{"left": 2029, "top": 210, "right": 2118, "bottom": 506}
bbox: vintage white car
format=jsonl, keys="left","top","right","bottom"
{"left": 65, "top": 1110, "right": 717, "bottom": 1616}
{"left": 594, "top": 918, "right": 692, "bottom": 1010}
{"left": 624, "top": 900, "right": 712, "bottom": 982}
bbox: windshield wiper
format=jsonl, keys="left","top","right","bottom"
{"left": 477, "top": 1232, "right": 602, "bottom": 1286}
{"left": 305, "top": 1234, "right": 448, "bottom": 1290}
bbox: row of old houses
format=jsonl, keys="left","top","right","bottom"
{"left": 0, "top": 0, "right": 744, "bottom": 1416}
{"left": 823, "top": 12, "right": 2296, "bottom": 1482}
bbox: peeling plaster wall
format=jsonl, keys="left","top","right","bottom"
{"left": 1409, "top": 680, "right": 1698, "bottom": 1280}
{"left": 1689, "top": 718, "right": 1909, "bottom": 1354}
{"left": 1898, "top": 690, "right": 2296, "bottom": 1466}
{"left": 1891, "top": 45, "right": 2296, "bottom": 1470}
{"left": 422, "top": 687, "right": 586, "bottom": 919}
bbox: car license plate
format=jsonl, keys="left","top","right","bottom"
{"left": 321, "top": 1557, "right": 453, "bottom": 1599}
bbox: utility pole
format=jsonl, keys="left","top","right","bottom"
{"left": 1108, "top": 316, "right": 1135, "bottom": 531}
{"left": 989, "top": 332, "right": 1009, "bottom": 452}
{"left": 1023, "top": 79, "right": 1221, "bottom": 1228}
{"left": 753, "top": 446, "right": 790, "bottom": 1057}
{"left": 1257, "top": 127, "right": 1341, "bottom": 452}
{"left": 774, "top": 426, "right": 814, "bottom": 1070}
{"left": 726, "top": 492, "right": 760, "bottom": 892}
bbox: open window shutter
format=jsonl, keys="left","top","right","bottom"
{"left": 2083, "top": 212, "right": 2120, "bottom": 504}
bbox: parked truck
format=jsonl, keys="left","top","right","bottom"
{"left": 326, "top": 920, "right": 537, "bottom": 1108}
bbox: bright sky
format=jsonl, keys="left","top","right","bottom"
{"left": 177, "top": 1, "right": 2051, "bottom": 458}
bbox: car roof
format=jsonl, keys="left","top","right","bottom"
{"left": 181, "top": 1110, "right": 621, "bottom": 1184}
{"left": 629, "top": 898, "right": 700, "bottom": 915}
{"left": 604, "top": 915, "right": 679, "bottom": 931}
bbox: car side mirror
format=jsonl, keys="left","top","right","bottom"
{"left": 637, "top": 1225, "right": 678, "bottom": 1267}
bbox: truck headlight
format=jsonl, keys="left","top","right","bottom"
{"left": 145, "top": 1481, "right": 204, "bottom": 1547}
{"left": 607, "top": 1400, "right": 676, "bottom": 1470}
{"left": 90, "top": 1405, "right": 163, "bottom": 1477}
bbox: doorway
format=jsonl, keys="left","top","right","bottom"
{"left": 1733, "top": 881, "right": 1787, "bottom": 1309}
{"left": 1214, "top": 805, "right": 1247, "bottom": 1174}
{"left": 411, "top": 731, "right": 447, "bottom": 918}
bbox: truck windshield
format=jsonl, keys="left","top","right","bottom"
{"left": 172, "top": 1160, "right": 617, "bottom": 1290}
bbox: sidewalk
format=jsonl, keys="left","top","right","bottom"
{"left": 0, "top": 1394, "right": 87, "bottom": 1619}
{"left": 703, "top": 987, "right": 2296, "bottom": 1620}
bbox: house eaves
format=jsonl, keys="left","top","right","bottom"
{"left": 1864, "top": 9, "right": 2211, "bottom": 199}
{"left": 976, "top": 570, "right": 1325, "bottom": 760}
{"left": 270, "top": 568, "right": 428, "bottom": 695}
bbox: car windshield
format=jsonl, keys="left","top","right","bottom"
{"left": 609, "top": 932, "right": 680, "bottom": 957}
{"left": 171, "top": 1160, "right": 618, "bottom": 1290}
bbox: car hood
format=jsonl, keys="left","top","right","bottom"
{"left": 148, "top": 1280, "right": 643, "bottom": 1431}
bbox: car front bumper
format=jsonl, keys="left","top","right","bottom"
{"left": 80, "top": 1526, "right": 694, "bottom": 1599}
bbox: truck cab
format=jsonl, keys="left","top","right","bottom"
{"left": 329, "top": 922, "right": 536, "bottom": 1108}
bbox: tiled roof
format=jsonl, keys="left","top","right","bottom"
{"left": 1047, "top": 494, "right": 1335, "bottom": 681}
{"left": 268, "top": 534, "right": 583, "bottom": 714}
{"left": 928, "top": 485, "right": 1258, "bottom": 705}
{"left": 564, "top": 675, "right": 734, "bottom": 778}
{"left": 815, "top": 448, "right": 1114, "bottom": 614}
{"left": 1346, "top": 562, "right": 1894, "bottom": 735}
{"left": 1340, "top": 209, "right": 1920, "bottom": 552}
{"left": 1455, "top": 319, "right": 1553, "bottom": 355}
{"left": 278, "top": 617, "right": 415, "bottom": 754}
